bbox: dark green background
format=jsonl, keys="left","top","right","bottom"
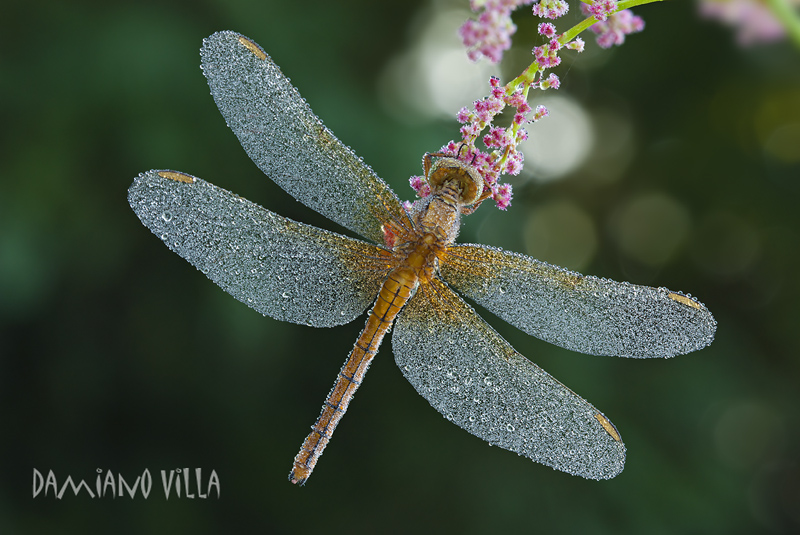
{"left": 2, "top": 0, "right": 799, "bottom": 533}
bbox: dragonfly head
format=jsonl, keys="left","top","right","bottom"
{"left": 427, "top": 157, "right": 484, "bottom": 207}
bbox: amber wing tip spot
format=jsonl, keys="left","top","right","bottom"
{"left": 238, "top": 36, "right": 267, "bottom": 60}
{"left": 667, "top": 292, "right": 704, "bottom": 311}
{"left": 157, "top": 170, "right": 195, "bottom": 184}
{"left": 594, "top": 413, "right": 622, "bottom": 442}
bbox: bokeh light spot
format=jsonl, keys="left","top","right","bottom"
{"left": 521, "top": 95, "right": 594, "bottom": 182}
{"left": 609, "top": 192, "right": 691, "bottom": 266}
{"left": 523, "top": 199, "right": 597, "bottom": 271}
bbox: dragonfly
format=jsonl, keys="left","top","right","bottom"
{"left": 128, "top": 31, "right": 717, "bottom": 485}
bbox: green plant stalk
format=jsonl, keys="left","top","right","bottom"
{"left": 765, "top": 0, "right": 800, "bottom": 48}
{"left": 496, "top": 0, "right": 666, "bottom": 169}
{"left": 508, "top": 0, "right": 665, "bottom": 89}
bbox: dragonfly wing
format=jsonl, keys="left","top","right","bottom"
{"left": 199, "top": 31, "right": 410, "bottom": 244}
{"left": 440, "top": 244, "right": 716, "bottom": 358}
{"left": 128, "top": 170, "right": 389, "bottom": 327}
{"left": 392, "top": 278, "right": 625, "bottom": 479}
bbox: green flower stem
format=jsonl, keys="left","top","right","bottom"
{"left": 496, "top": 82, "right": 532, "bottom": 170}
{"left": 497, "top": 0, "right": 666, "bottom": 170}
{"left": 766, "top": 0, "right": 800, "bottom": 48}
{"left": 561, "top": 0, "right": 664, "bottom": 43}
{"left": 507, "top": 0, "right": 664, "bottom": 89}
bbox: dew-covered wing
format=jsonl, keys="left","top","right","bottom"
{"left": 440, "top": 244, "right": 716, "bottom": 358}
{"left": 199, "top": 31, "right": 409, "bottom": 245}
{"left": 392, "top": 278, "right": 626, "bottom": 480}
{"left": 128, "top": 170, "right": 389, "bottom": 327}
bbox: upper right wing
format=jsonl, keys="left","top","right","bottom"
{"left": 440, "top": 244, "right": 716, "bottom": 358}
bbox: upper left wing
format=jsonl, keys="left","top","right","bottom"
{"left": 200, "top": 31, "right": 411, "bottom": 244}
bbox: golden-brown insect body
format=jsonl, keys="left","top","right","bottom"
{"left": 289, "top": 160, "right": 482, "bottom": 485}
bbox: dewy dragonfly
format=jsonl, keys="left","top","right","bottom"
{"left": 128, "top": 31, "right": 716, "bottom": 485}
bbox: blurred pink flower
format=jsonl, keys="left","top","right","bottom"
{"left": 698, "top": 0, "right": 797, "bottom": 45}
{"left": 459, "top": 0, "right": 537, "bottom": 63}
{"left": 581, "top": 3, "right": 645, "bottom": 48}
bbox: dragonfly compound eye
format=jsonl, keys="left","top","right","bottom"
{"left": 427, "top": 158, "right": 484, "bottom": 206}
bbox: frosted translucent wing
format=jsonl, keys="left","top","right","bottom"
{"left": 392, "top": 278, "right": 626, "bottom": 480}
{"left": 199, "top": 31, "right": 410, "bottom": 244}
{"left": 440, "top": 244, "right": 717, "bottom": 358}
{"left": 128, "top": 170, "right": 390, "bottom": 327}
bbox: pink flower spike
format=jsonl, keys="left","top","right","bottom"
{"left": 533, "top": 104, "right": 549, "bottom": 121}
{"left": 422, "top": 71, "right": 533, "bottom": 214}
{"left": 541, "top": 73, "right": 560, "bottom": 89}
{"left": 473, "top": 151, "right": 492, "bottom": 171}
{"left": 474, "top": 96, "right": 504, "bottom": 123}
{"left": 409, "top": 175, "right": 430, "bottom": 198}
{"left": 492, "top": 183, "right": 513, "bottom": 210}
{"left": 532, "top": 0, "right": 569, "bottom": 20}
{"left": 504, "top": 152, "right": 524, "bottom": 175}
{"left": 588, "top": 0, "right": 618, "bottom": 22}
{"left": 505, "top": 91, "right": 527, "bottom": 108}
{"left": 460, "top": 122, "right": 481, "bottom": 141}
{"left": 444, "top": 140, "right": 461, "bottom": 154}
{"left": 538, "top": 22, "right": 557, "bottom": 38}
{"left": 566, "top": 36, "right": 585, "bottom": 52}
{"left": 459, "top": 1, "right": 538, "bottom": 63}
{"left": 582, "top": 4, "right": 645, "bottom": 49}
{"left": 483, "top": 126, "right": 507, "bottom": 148}
{"left": 533, "top": 43, "right": 562, "bottom": 68}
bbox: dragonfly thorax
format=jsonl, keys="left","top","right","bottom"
{"left": 406, "top": 183, "right": 465, "bottom": 249}
{"left": 400, "top": 232, "right": 441, "bottom": 274}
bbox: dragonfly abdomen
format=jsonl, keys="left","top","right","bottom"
{"left": 289, "top": 267, "right": 418, "bottom": 485}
